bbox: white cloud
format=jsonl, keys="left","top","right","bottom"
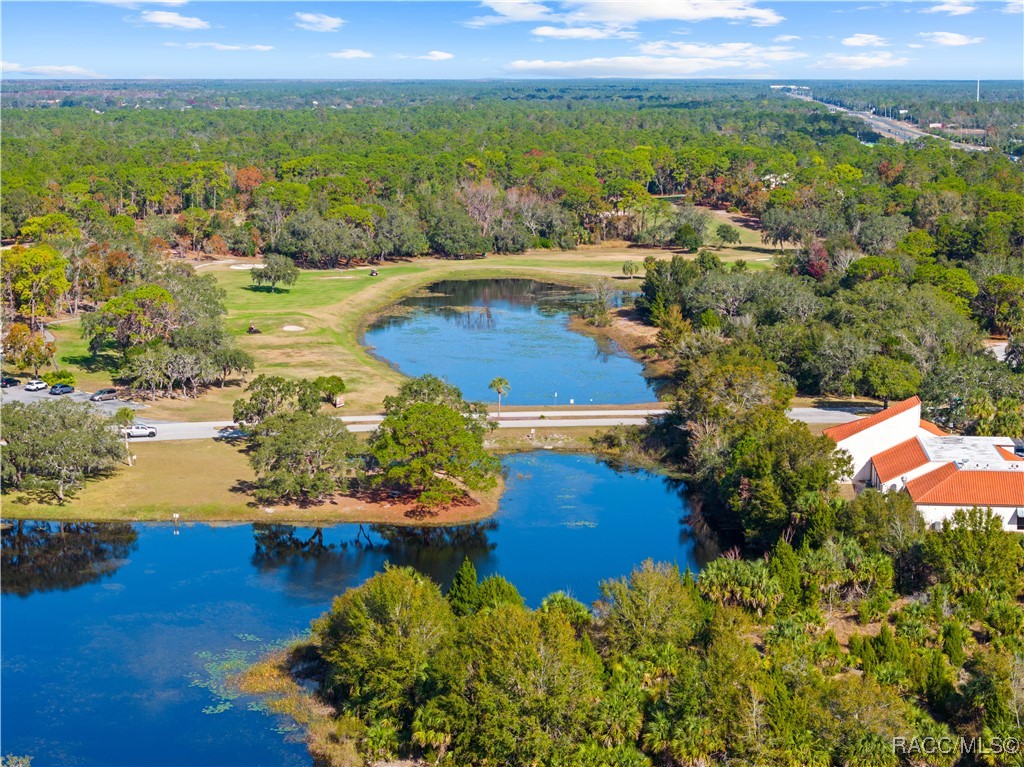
{"left": 137, "top": 10, "right": 210, "bottom": 29}
{"left": 842, "top": 33, "right": 888, "bottom": 47}
{"left": 328, "top": 49, "right": 374, "bottom": 59}
{"left": 293, "top": 12, "right": 345, "bottom": 32}
{"left": 466, "top": 1, "right": 553, "bottom": 27}
{"left": 165, "top": 42, "right": 274, "bottom": 51}
{"left": 920, "top": 0, "right": 976, "bottom": 15}
{"left": 507, "top": 55, "right": 772, "bottom": 76}
{"left": 919, "top": 31, "right": 983, "bottom": 45}
{"left": 509, "top": 37, "right": 805, "bottom": 77}
{"left": 639, "top": 40, "right": 806, "bottom": 62}
{"left": 95, "top": 0, "right": 188, "bottom": 7}
{"left": 1, "top": 60, "right": 104, "bottom": 78}
{"left": 560, "top": 0, "right": 785, "bottom": 26}
{"left": 531, "top": 25, "right": 635, "bottom": 39}
{"left": 1004, "top": 0, "right": 1023, "bottom": 12}
{"left": 416, "top": 50, "right": 455, "bottom": 60}
{"left": 468, "top": 0, "right": 784, "bottom": 29}
{"left": 773, "top": 34, "right": 801, "bottom": 42}
{"left": 907, "top": 43, "right": 925, "bottom": 48}
{"left": 812, "top": 51, "right": 909, "bottom": 70}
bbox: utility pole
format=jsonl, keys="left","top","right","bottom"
{"left": 977, "top": 79, "right": 980, "bottom": 102}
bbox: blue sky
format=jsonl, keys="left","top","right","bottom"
{"left": 1, "top": 0, "right": 1022, "bottom": 80}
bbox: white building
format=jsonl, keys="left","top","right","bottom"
{"left": 825, "top": 396, "right": 1024, "bottom": 530}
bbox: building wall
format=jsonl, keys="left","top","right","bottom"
{"left": 872, "top": 460, "right": 945, "bottom": 492}
{"left": 917, "top": 504, "right": 1023, "bottom": 531}
{"left": 836, "top": 404, "right": 922, "bottom": 484}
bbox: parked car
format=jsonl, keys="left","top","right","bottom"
{"left": 121, "top": 423, "right": 157, "bottom": 439}
{"left": 1, "top": 376, "right": 19, "bottom": 388}
{"left": 49, "top": 384, "right": 74, "bottom": 395}
{"left": 25, "top": 380, "right": 48, "bottom": 392}
{"left": 90, "top": 388, "right": 118, "bottom": 402}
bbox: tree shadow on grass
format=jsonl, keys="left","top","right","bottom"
{"left": 61, "top": 350, "right": 121, "bottom": 375}
{"left": 242, "top": 285, "right": 290, "bottom": 294}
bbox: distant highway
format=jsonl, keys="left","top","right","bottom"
{"left": 785, "top": 92, "right": 991, "bottom": 153}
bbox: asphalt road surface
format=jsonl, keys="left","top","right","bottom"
{"left": 1, "top": 380, "right": 864, "bottom": 441}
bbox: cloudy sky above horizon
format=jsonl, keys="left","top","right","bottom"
{"left": 1, "top": 0, "right": 1022, "bottom": 80}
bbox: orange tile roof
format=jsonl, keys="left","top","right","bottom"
{"left": 872, "top": 438, "right": 930, "bottom": 483}
{"left": 906, "top": 463, "right": 1024, "bottom": 506}
{"left": 823, "top": 396, "right": 921, "bottom": 443}
{"left": 997, "top": 446, "right": 1024, "bottom": 462}
{"left": 919, "top": 419, "right": 947, "bottom": 436}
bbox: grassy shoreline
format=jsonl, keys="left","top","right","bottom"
{"left": 0, "top": 430, "right": 603, "bottom": 525}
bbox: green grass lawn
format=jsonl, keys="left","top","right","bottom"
{"left": 41, "top": 237, "right": 776, "bottom": 420}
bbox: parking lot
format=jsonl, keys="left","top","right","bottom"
{"left": 1, "top": 379, "right": 145, "bottom": 417}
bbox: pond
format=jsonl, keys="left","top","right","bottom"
{"left": 362, "top": 279, "right": 657, "bottom": 405}
{"left": 1, "top": 452, "right": 708, "bottom": 767}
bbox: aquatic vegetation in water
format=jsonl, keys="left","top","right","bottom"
{"left": 202, "top": 702, "right": 233, "bottom": 715}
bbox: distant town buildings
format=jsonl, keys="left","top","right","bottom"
{"left": 826, "top": 397, "right": 1024, "bottom": 530}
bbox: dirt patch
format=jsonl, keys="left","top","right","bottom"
{"left": 282, "top": 324, "right": 306, "bottom": 332}
{"left": 569, "top": 307, "right": 674, "bottom": 384}
{"left": 263, "top": 482, "right": 502, "bottom": 526}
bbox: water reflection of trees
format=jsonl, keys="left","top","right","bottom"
{"left": 1, "top": 520, "right": 138, "bottom": 597}
{"left": 250, "top": 521, "right": 498, "bottom": 592}
{"left": 368, "top": 279, "right": 639, "bottom": 336}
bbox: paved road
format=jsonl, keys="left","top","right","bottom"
{"left": 786, "top": 92, "right": 990, "bottom": 153}
{"left": 121, "top": 409, "right": 673, "bottom": 441}
{"left": 1, "top": 382, "right": 865, "bottom": 441}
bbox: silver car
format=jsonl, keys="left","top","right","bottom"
{"left": 121, "top": 423, "right": 158, "bottom": 438}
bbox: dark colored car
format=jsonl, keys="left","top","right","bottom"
{"left": 1, "top": 376, "right": 18, "bottom": 388}
{"left": 49, "top": 384, "right": 74, "bottom": 395}
{"left": 90, "top": 388, "right": 118, "bottom": 402}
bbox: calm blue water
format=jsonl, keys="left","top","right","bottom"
{"left": 1, "top": 452, "right": 705, "bottom": 767}
{"left": 363, "top": 279, "right": 657, "bottom": 405}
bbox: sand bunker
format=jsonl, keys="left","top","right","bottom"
{"left": 229, "top": 264, "right": 265, "bottom": 270}
{"left": 282, "top": 325, "right": 306, "bottom": 332}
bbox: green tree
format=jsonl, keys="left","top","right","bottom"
{"left": 671, "top": 223, "right": 702, "bottom": 252}
{"left": 251, "top": 253, "right": 299, "bottom": 292}
{"left": 1, "top": 322, "right": 55, "bottom": 375}
{"left": 1, "top": 245, "right": 70, "bottom": 332}
{"left": 1, "top": 399, "right": 124, "bottom": 503}
{"left": 232, "top": 375, "right": 297, "bottom": 426}
{"left": 923, "top": 507, "right": 1024, "bottom": 598}
{"left": 427, "top": 205, "right": 489, "bottom": 258}
{"left": 247, "top": 411, "right": 361, "bottom": 503}
{"left": 447, "top": 557, "right": 480, "bottom": 616}
{"left": 488, "top": 376, "right": 510, "bottom": 417}
{"left": 315, "top": 566, "right": 454, "bottom": 724}
{"left": 621, "top": 260, "right": 640, "bottom": 279}
{"left": 210, "top": 346, "right": 255, "bottom": 388}
{"left": 369, "top": 402, "right": 500, "bottom": 508}
{"left": 769, "top": 539, "right": 803, "bottom": 615}
{"left": 594, "top": 560, "right": 700, "bottom": 659}
{"left": 476, "top": 574, "right": 525, "bottom": 611}
{"left": 715, "top": 223, "right": 741, "bottom": 248}
{"left": 858, "top": 356, "right": 922, "bottom": 408}
{"left": 382, "top": 374, "right": 490, "bottom": 437}
{"left": 81, "top": 283, "right": 176, "bottom": 354}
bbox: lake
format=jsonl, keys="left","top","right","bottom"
{"left": 362, "top": 278, "right": 657, "bottom": 405}
{"left": 1, "top": 452, "right": 706, "bottom": 767}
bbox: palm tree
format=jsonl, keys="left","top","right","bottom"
{"left": 488, "top": 376, "right": 510, "bottom": 417}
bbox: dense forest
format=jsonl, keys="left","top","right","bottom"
{"left": 255, "top": 510, "right": 1024, "bottom": 767}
